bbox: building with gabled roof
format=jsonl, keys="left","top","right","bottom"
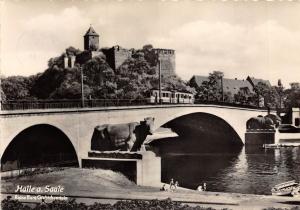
{"left": 246, "top": 76, "right": 271, "bottom": 88}
{"left": 189, "top": 75, "right": 254, "bottom": 96}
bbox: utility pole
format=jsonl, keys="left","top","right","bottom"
{"left": 158, "top": 59, "right": 162, "bottom": 104}
{"left": 80, "top": 67, "right": 85, "bottom": 108}
{"left": 221, "top": 76, "right": 224, "bottom": 102}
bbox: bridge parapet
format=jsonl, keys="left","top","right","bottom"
{"left": 1, "top": 104, "right": 271, "bottom": 170}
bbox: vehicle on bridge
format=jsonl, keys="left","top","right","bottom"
{"left": 147, "top": 89, "right": 194, "bottom": 104}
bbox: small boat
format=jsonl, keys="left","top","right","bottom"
{"left": 263, "top": 144, "right": 280, "bottom": 149}
{"left": 271, "top": 180, "right": 300, "bottom": 196}
{"left": 257, "top": 171, "right": 278, "bottom": 175}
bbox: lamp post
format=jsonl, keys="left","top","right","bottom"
{"left": 221, "top": 75, "right": 224, "bottom": 102}
{"left": 158, "top": 59, "right": 162, "bottom": 104}
{"left": 80, "top": 66, "right": 85, "bottom": 108}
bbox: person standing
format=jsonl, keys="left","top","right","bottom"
{"left": 175, "top": 181, "right": 179, "bottom": 191}
{"left": 203, "top": 182, "right": 207, "bottom": 191}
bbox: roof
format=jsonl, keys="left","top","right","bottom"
{"left": 191, "top": 75, "right": 254, "bottom": 95}
{"left": 84, "top": 26, "right": 99, "bottom": 37}
{"left": 247, "top": 76, "right": 271, "bottom": 87}
{"left": 191, "top": 75, "right": 209, "bottom": 86}
{"left": 222, "top": 78, "right": 254, "bottom": 95}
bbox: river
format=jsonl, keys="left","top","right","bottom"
{"left": 156, "top": 137, "right": 300, "bottom": 195}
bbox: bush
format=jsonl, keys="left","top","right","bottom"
{"left": 3, "top": 197, "right": 299, "bottom": 210}
{"left": 1, "top": 197, "right": 229, "bottom": 210}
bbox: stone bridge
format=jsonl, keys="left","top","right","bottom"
{"left": 0, "top": 105, "right": 270, "bottom": 168}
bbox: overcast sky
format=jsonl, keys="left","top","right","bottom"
{"left": 1, "top": 0, "right": 300, "bottom": 86}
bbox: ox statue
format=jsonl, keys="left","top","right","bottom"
{"left": 246, "top": 115, "right": 275, "bottom": 130}
{"left": 91, "top": 117, "right": 155, "bottom": 152}
{"left": 265, "top": 114, "right": 282, "bottom": 128}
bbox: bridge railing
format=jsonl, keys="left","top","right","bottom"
{"left": 0, "top": 99, "right": 150, "bottom": 110}
{"left": 193, "top": 100, "right": 268, "bottom": 110}
{"left": 0, "top": 99, "right": 268, "bottom": 111}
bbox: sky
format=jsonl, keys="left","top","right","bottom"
{"left": 1, "top": 0, "right": 300, "bottom": 87}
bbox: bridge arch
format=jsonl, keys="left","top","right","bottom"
{"left": 151, "top": 110, "right": 244, "bottom": 150}
{"left": 1, "top": 124, "right": 79, "bottom": 171}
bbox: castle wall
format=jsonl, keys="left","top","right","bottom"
{"left": 114, "top": 47, "right": 132, "bottom": 69}
{"left": 103, "top": 46, "right": 132, "bottom": 70}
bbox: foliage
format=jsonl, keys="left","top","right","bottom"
{"left": 191, "top": 71, "right": 224, "bottom": 102}
{"left": 161, "top": 75, "right": 196, "bottom": 94}
{"left": 1, "top": 197, "right": 233, "bottom": 210}
{"left": 1, "top": 75, "right": 37, "bottom": 100}
{"left": 31, "top": 65, "right": 69, "bottom": 99}
{"left": 284, "top": 83, "right": 300, "bottom": 108}
{"left": 83, "top": 56, "right": 116, "bottom": 99}
{"left": 141, "top": 44, "right": 158, "bottom": 67}
{"left": 233, "top": 88, "right": 256, "bottom": 106}
{"left": 1, "top": 44, "right": 194, "bottom": 101}
{"left": 117, "top": 51, "right": 193, "bottom": 99}
{"left": 253, "top": 82, "right": 280, "bottom": 108}
{"left": 263, "top": 207, "right": 300, "bottom": 210}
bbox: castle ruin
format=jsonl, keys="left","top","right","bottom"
{"left": 63, "top": 26, "right": 175, "bottom": 77}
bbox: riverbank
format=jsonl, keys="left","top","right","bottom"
{"left": 1, "top": 168, "right": 299, "bottom": 210}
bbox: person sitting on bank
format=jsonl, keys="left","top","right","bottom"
{"left": 160, "top": 184, "right": 167, "bottom": 191}
{"left": 170, "top": 178, "right": 175, "bottom": 192}
{"left": 197, "top": 185, "right": 203, "bottom": 191}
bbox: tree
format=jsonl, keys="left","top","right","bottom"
{"left": 1, "top": 76, "right": 37, "bottom": 100}
{"left": 31, "top": 65, "right": 66, "bottom": 99}
{"left": 207, "top": 71, "right": 224, "bottom": 101}
{"left": 253, "top": 82, "right": 280, "bottom": 108}
{"left": 116, "top": 55, "right": 154, "bottom": 99}
{"left": 284, "top": 82, "right": 300, "bottom": 108}
{"left": 234, "top": 87, "right": 255, "bottom": 105}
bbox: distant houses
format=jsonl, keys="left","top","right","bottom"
{"left": 189, "top": 75, "right": 274, "bottom": 107}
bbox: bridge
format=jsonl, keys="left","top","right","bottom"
{"left": 0, "top": 104, "right": 270, "bottom": 169}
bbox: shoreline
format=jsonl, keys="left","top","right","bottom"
{"left": 1, "top": 168, "right": 300, "bottom": 210}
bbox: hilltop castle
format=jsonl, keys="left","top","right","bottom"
{"left": 64, "top": 26, "right": 175, "bottom": 77}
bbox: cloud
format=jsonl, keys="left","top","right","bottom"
{"left": 2, "top": 5, "right": 300, "bottom": 86}
{"left": 148, "top": 20, "right": 300, "bottom": 85}
{"left": 2, "top": 6, "right": 90, "bottom": 76}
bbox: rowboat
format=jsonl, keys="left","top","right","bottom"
{"left": 271, "top": 180, "right": 300, "bottom": 196}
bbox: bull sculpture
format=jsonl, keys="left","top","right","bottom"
{"left": 246, "top": 115, "right": 279, "bottom": 130}
{"left": 265, "top": 114, "right": 282, "bottom": 128}
{"left": 91, "top": 117, "right": 155, "bottom": 152}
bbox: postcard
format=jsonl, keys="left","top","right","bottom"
{"left": 1, "top": 1, "right": 300, "bottom": 209}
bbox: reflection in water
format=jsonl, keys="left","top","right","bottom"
{"left": 154, "top": 137, "right": 300, "bottom": 195}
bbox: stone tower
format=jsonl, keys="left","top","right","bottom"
{"left": 84, "top": 26, "right": 99, "bottom": 51}
{"left": 153, "top": 48, "right": 176, "bottom": 77}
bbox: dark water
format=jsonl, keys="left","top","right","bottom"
{"left": 159, "top": 138, "right": 300, "bottom": 195}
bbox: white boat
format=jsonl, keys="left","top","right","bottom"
{"left": 263, "top": 144, "right": 280, "bottom": 149}
{"left": 271, "top": 180, "right": 300, "bottom": 196}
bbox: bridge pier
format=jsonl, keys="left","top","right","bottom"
{"left": 245, "top": 129, "right": 276, "bottom": 146}
{"left": 81, "top": 151, "right": 161, "bottom": 187}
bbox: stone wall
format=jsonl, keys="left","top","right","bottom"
{"left": 76, "top": 51, "right": 104, "bottom": 65}
{"left": 103, "top": 46, "right": 132, "bottom": 70}
{"left": 154, "top": 49, "right": 175, "bottom": 77}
